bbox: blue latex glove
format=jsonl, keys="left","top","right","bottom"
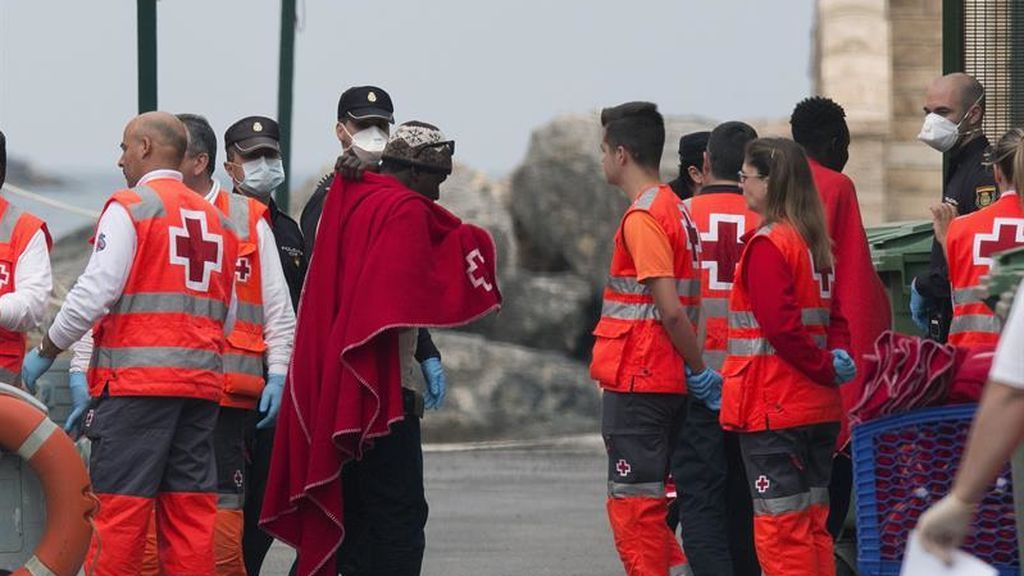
{"left": 686, "top": 366, "right": 723, "bottom": 410}
{"left": 64, "top": 371, "right": 91, "bottom": 435}
{"left": 832, "top": 349, "right": 857, "bottom": 384}
{"left": 909, "top": 279, "right": 931, "bottom": 334}
{"left": 21, "top": 348, "right": 55, "bottom": 394}
{"left": 257, "top": 373, "right": 285, "bottom": 429}
{"left": 421, "top": 357, "right": 447, "bottom": 410}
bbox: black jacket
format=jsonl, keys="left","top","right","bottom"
{"left": 914, "top": 136, "right": 996, "bottom": 332}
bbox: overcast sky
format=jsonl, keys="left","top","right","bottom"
{"left": 0, "top": 0, "right": 815, "bottom": 180}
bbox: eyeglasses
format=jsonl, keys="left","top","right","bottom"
{"left": 737, "top": 171, "right": 767, "bottom": 183}
{"left": 411, "top": 140, "right": 455, "bottom": 158}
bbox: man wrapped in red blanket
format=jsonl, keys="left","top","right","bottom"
{"left": 261, "top": 122, "right": 501, "bottom": 576}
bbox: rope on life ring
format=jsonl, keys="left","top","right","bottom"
{"left": 0, "top": 383, "right": 96, "bottom": 576}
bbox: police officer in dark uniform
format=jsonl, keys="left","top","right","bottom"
{"left": 222, "top": 116, "right": 307, "bottom": 574}
{"left": 300, "top": 86, "right": 444, "bottom": 369}
{"left": 911, "top": 73, "right": 994, "bottom": 342}
{"left": 301, "top": 85, "right": 395, "bottom": 256}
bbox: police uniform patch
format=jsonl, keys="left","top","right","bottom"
{"left": 976, "top": 185, "right": 996, "bottom": 208}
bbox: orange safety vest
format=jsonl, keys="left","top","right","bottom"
{"left": 590, "top": 184, "right": 702, "bottom": 394}
{"left": 721, "top": 222, "right": 841, "bottom": 431}
{"left": 214, "top": 189, "right": 270, "bottom": 409}
{"left": 0, "top": 197, "right": 50, "bottom": 385}
{"left": 684, "top": 192, "right": 759, "bottom": 371}
{"left": 946, "top": 191, "right": 1024, "bottom": 347}
{"left": 89, "top": 179, "right": 238, "bottom": 401}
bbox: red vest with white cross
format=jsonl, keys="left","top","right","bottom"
{"left": 589, "top": 184, "right": 702, "bottom": 394}
{"left": 684, "top": 193, "right": 759, "bottom": 371}
{"left": 89, "top": 179, "right": 238, "bottom": 401}
{"left": 214, "top": 189, "right": 270, "bottom": 409}
{"left": 0, "top": 197, "right": 50, "bottom": 385}
{"left": 945, "top": 192, "right": 1024, "bottom": 347}
{"left": 721, "top": 221, "right": 842, "bottom": 432}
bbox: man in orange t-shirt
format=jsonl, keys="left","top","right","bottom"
{"left": 591, "top": 102, "right": 718, "bottom": 576}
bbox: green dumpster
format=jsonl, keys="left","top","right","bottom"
{"left": 981, "top": 245, "right": 1024, "bottom": 322}
{"left": 866, "top": 220, "right": 935, "bottom": 335}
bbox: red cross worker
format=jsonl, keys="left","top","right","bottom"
{"left": 23, "top": 112, "right": 239, "bottom": 576}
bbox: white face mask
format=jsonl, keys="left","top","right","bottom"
{"left": 918, "top": 94, "right": 984, "bottom": 153}
{"left": 344, "top": 125, "right": 389, "bottom": 163}
{"left": 239, "top": 157, "right": 285, "bottom": 201}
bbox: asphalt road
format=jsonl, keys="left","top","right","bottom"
{"left": 259, "top": 435, "right": 622, "bottom": 576}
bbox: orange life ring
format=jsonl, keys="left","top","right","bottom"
{"left": 0, "top": 385, "right": 95, "bottom": 576}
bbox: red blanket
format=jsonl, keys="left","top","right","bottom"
{"left": 811, "top": 159, "right": 892, "bottom": 448}
{"left": 260, "top": 173, "right": 502, "bottom": 576}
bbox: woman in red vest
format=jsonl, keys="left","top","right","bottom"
{"left": 721, "top": 138, "right": 856, "bottom": 576}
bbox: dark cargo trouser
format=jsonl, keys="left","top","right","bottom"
{"left": 83, "top": 396, "right": 218, "bottom": 576}
{"left": 603, "top": 390, "right": 690, "bottom": 576}
{"left": 738, "top": 422, "right": 840, "bottom": 576}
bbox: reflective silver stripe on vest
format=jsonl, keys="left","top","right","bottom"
{"left": 606, "top": 276, "right": 700, "bottom": 299}
{"left": 608, "top": 481, "right": 664, "bottom": 498}
{"left": 949, "top": 313, "right": 1001, "bottom": 336}
{"left": 602, "top": 301, "right": 659, "bottom": 321}
{"left": 236, "top": 301, "right": 264, "bottom": 325}
{"left": 224, "top": 353, "right": 265, "bottom": 377}
{"left": 602, "top": 300, "right": 700, "bottom": 324}
{"left": 752, "top": 491, "right": 814, "bottom": 516}
{"left": 93, "top": 346, "right": 222, "bottom": 372}
{"left": 17, "top": 417, "right": 58, "bottom": 461}
{"left": 227, "top": 194, "right": 252, "bottom": 242}
{"left": 728, "top": 337, "right": 775, "bottom": 356}
{"left": 731, "top": 309, "right": 829, "bottom": 329}
{"left": 686, "top": 306, "right": 701, "bottom": 328}
{"left": 676, "top": 279, "right": 700, "bottom": 298}
{"left": 607, "top": 276, "right": 650, "bottom": 295}
{"left": 634, "top": 187, "right": 659, "bottom": 210}
{"left": 110, "top": 292, "right": 229, "bottom": 321}
{"left": 703, "top": 349, "right": 728, "bottom": 371}
{"left": 728, "top": 311, "right": 759, "bottom": 330}
{"left": 218, "top": 493, "right": 244, "bottom": 510}
{"left": 23, "top": 555, "right": 58, "bottom": 576}
{"left": 0, "top": 366, "right": 21, "bottom": 386}
{"left": 952, "top": 286, "right": 986, "bottom": 306}
{"left": 127, "top": 185, "right": 167, "bottom": 221}
{"left": 0, "top": 203, "right": 24, "bottom": 243}
{"left": 727, "top": 334, "right": 826, "bottom": 356}
{"left": 801, "top": 308, "right": 830, "bottom": 327}
{"left": 702, "top": 297, "right": 729, "bottom": 319}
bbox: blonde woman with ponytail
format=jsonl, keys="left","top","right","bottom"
{"left": 918, "top": 129, "right": 1024, "bottom": 562}
{"left": 720, "top": 137, "right": 855, "bottom": 576}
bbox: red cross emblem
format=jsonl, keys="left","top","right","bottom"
{"left": 236, "top": 256, "right": 252, "bottom": 283}
{"left": 465, "top": 248, "right": 494, "bottom": 292}
{"left": 809, "top": 250, "right": 834, "bottom": 298}
{"left": 0, "top": 262, "right": 10, "bottom": 290}
{"left": 755, "top": 475, "right": 770, "bottom": 494}
{"left": 701, "top": 213, "right": 746, "bottom": 290}
{"left": 973, "top": 218, "right": 1024, "bottom": 270}
{"left": 679, "top": 204, "right": 702, "bottom": 267}
{"left": 615, "top": 459, "right": 631, "bottom": 477}
{"left": 169, "top": 209, "right": 223, "bottom": 292}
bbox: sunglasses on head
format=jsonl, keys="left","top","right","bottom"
{"left": 411, "top": 140, "right": 455, "bottom": 158}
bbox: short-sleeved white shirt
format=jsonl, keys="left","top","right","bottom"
{"left": 991, "top": 282, "right": 1024, "bottom": 389}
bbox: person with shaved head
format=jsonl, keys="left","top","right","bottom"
{"left": 22, "top": 111, "right": 240, "bottom": 576}
{"left": 910, "top": 73, "right": 996, "bottom": 342}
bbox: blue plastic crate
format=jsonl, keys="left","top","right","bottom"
{"left": 852, "top": 404, "right": 1018, "bottom": 576}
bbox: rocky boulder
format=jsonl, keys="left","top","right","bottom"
{"left": 460, "top": 271, "right": 596, "bottom": 357}
{"left": 420, "top": 331, "right": 599, "bottom": 442}
{"left": 509, "top": 113, "right": 717, "bottom": 289}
